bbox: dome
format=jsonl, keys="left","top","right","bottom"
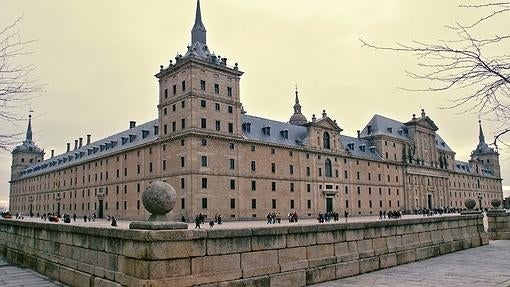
{"left": 289, "top": 113, "right": 308, "bottom": 126}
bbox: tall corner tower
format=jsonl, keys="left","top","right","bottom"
{"left": 11, "top": 114, "right": 45, "bottom": 180}
{"left": 471, "top": 120, "right": 501, "bottom": 178}
{"left": 155, "top": 0, "right": 244, "bottom": 138}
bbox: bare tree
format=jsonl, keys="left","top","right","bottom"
{"left": 361, "top": 2, "right": 510, "bottom": 146}
{"left": 0, "top": 16, "right": 40, "bottom": 151}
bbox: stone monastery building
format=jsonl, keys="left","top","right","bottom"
{"left": 9, "top": 1, "right": 503, "bottom": 220}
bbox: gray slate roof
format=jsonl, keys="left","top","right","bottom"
{"left": 339, "top": 135, "right": 383, "bottom": 160}
{"left": 360, "top": 114, "right": 454, "bottom": 153}
{"left": 241, "top": 115, "right": 308, "bottom": 147}
{"left": 454, "top": 160, "right": 495, "bottom": 177}
{"left": 18, "top": 119, "right": 159, "bottom": 179}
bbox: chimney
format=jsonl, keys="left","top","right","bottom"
{"left": 51, "top": 150, "right": 54, "bottom": 158}
{"left": 79, "top": 137, "right": 83, "bottom": 148}
{"left": 129, "top": 121, "right": 136, "bottom": 129}
{"left": 357, "top": 130, "right": 360, "bottom": 139}
{"left": 86, "top": 134, "right": 91, "bottom": 145}
{"left": 66, "top": 143, "right": 70, "bottom": 152}
{"left": 74, "top": 139, "right": 78, "bottom": 150}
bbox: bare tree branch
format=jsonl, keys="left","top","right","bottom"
{"left": 0, "top": 16, "right": 42, "bottom": 150}
{"left": 361, "top": 2, "right": 510, "bottom": 145}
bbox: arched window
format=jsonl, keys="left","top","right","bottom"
{"left": 323, "top": 132, "right": 330, "bottom": 149}
{"left": 325, "top": 158, "right": 332, "bottom": 177}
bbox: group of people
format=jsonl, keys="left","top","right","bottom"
{"left": 194, "top": 213, "right": 222, "bottom": 228}
{"left": 317, "top": 211, "right": 349, "bottom": 223}
{"left": 287, "top": 212, "right": 299, "bottom": 223}
{"left": 379, "top": 210, "right": 402, "bottom": 219}
{"left": 266, "top": 212, "right": 282, "bottom": 224}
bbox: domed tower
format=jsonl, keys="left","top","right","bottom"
{"left": 11, "top": 114, "right": 44, "bottom": 180}
{"left": 289, "top": 88, "right": 307, "bottom": 125}
{"left": 470, "top": 120, "right": 500, "bottom": 178}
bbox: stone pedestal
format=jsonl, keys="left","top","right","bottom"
{"left": 486, "top": 210, "right": 510, "bottom": 240}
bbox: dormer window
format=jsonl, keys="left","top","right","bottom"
{"left": 359, "top": 144, "right": 366, "bottom": 152}
{"left": 129, "top": 134, "right": 136, "bottom": 143}
{"left": 280, "top": 130, "right": 289, "bottom": 139}
{"left": 398, "top": 129, "right": 403, "bottom": 135}
{"left": 367, "top": 125, "right": 372, "bottom": 135}
{"left": 347, "top": 143, "right": 355, "bottom": 150}
{"left": 387, "top": 127, "right": 392, "bottom": 133}
{"left": 111, "top": 141, "right": 117, "bottom": 148}
{"left": 242, "top": 122, "right": 251, "bottom": 133}
{"left": 262, "top": 126, "right": 271, "bottom": 136}
{"left": 142, "top": 130, "right": 150, "bottom": 139}
{"left": 122, "top": 137, "right": 129, "bottom": 145}
{"left": 153, "top": 126, "right": 159, "bottom": 135}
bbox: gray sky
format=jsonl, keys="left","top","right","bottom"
{"left": 1, "top": 0, "right": 509, "bottom": 207}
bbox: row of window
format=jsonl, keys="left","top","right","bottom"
{"left": 163, "top": 80, "right": 233, "bottom": 99}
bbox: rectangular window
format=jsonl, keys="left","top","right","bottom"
{"left": 272, "top": 199, "right": 277, "bottom": 209}
{"left": 172, "top": 121, "right": 176, "bottom": 132}
{"left": 200, "top": 100, "right": 206, "bottom": 108}
{"left": 290, "top": 182, "right": 294, "bottom": 192}
{"left": 289, "top": 165, "right": 294, "bottom": 174}
{"left": 180, "top": 178, "right": 185, "bottom": 189}
{"left": 201, "top": 178, "right": 208, "bottom": 189}
{"left": 271, "top": 181, "right": 276, "bottom": 191}
{"left": 251, "top": 161, "right": 256, "bottom": 171}
{"left": 251, "top": 180, "right": 256, "bottom": 191}
{"left": 181, "top": 100, "right": 185, "bottom": 108}
{"left": 182, "top": 80, "right": 186, "bottom": 91}
{"left": 230, "top": 199, "right": 235, "bottom": 209}
{"left": 230, "top": 179, "right": 236, "bottom": 190}
{"left": 181, "top": 198, "right": 185, "bottom": 209}
{"left": 181, "top": 118, "right": 185, "bottom": 129}
{"left": 307, "top": 184, "right": 311, "bottom": 193}
{"left": 180, "top": 156, "right": 185, "bottom": 167}
{"left": 271, "top": 163, "right": 276, "bottom": 173}
{"left": 228, "top": 123, "right": 233, "bottom": 133}
{"left": 307, "top": 200, "right": 311, "bottom": 209}
{"left": 202, "top": 198, "right": 207, "bottom": 209}
{"left": 164, "top": 88, "right": 168, "bottom": 98}
{"left": 200, "top": 80, "right": 206, "bottom": 90}
{"left": 202, "top": 138, "right": 207, "bottom": 145}
{"left": 290, "top": 199, "right": 295, "bottom": 209}
{"left": 227, "top": 86, "right": 232, "bottom": 97}
{"left": 214, "top": 83, "right": 219, "bottom": 93}
{"left": 201, "top": 118, "right": 207, "bottom": 129}
{"left": 228, "top": 106, "right": 233, "bottom": 113}
{"left": 306, "top": 167, "right": 310, "bottom": 176}
{"left": 230, "top": 159, "right": 235, "bottom": 169}
{"left": 173, "top": 84, "right": 177, "bottom": 95}
{"left": 215, "top": 103, "right": 220, "bottom": 111}
{"left": 215, "top": 120, "right": 221, "bottom": 131}
{"left": 149, "top": 162, "right": 153, "bottom": 172}
{"left": 201, "top": 156, "right": 208, "bottom": 167}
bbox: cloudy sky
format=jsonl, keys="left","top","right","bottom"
{"left": 1, "top": 0, "right": 509, "bottom": 207}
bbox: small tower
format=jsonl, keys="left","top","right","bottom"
{"left": 471, "top": 120, "right": 500, "bottom": 178}
{"left": 191, "top": 0, "right": 207, "bottom": 45}
{"left": 11, "top": 114, "right": 44, "bottom": 180}
{"left": 289, "top": 87, "right": 308, "bottom": 125}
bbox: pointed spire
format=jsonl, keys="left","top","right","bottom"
{"left": 289, "top": 87, "right": 307, "bottom": 125}
{"left": 294, "top": 85, "right": 300, "bottom": 104}
{"left": 25, "top": 114, "right": 33, "bottom": 142}
{"left": 191, "top": 0, "right": 207, "bottom": 45}
{"left": 478, "top": 120, "right": 485, "bottom": 144}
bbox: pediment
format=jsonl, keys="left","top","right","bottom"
{"left": 405, "top": 116, "right": 438, "bottom": 131}
{"left": 304, "top": 117, "right": 343, "bottom": 132}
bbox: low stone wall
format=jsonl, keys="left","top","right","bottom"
{"left": 0, "top": 215, "right": 487, "bottom": 287}
{"left": 487, "top": 210, "right": 510, "bottom": 240}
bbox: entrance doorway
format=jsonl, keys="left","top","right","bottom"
{"left": 326, "top": 197, "right": 334, "bottom": 213}
{"left": 98, "top": 200, "right": 104, "bottom": 219}
{"left": 427, "top": 194, "right": 433, "bottom": 209}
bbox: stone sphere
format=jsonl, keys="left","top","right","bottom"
{"left": 142, "top": 181, "right": 176, "bottom": 216}
{"left": 491, "top": 198, "right": 502, "bottom": 209}
{"left": 464, "top": 198, "right": 476, "bottom": 210}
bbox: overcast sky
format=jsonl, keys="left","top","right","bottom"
{"left": 1, "top": 0, "right": 509, "bottom": 207}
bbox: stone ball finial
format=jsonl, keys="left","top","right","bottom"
{"left": 491, "top": 198, "right": 502, "bottom": 209}
{"left": 142, "top": 181, "right": 176, "bottom": 221}
{"left": 464, "top": 198, "right": 476, "bottom": 210}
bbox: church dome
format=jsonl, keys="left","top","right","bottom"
{"left": 289, "top": 113, "right": 307, "bottom": 125}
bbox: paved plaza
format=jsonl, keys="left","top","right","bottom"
{"left": 312, "top": 240, "right": 510, "bottom": 287}
{"left": 0, "top": 257, "right": 65, "bottom": 287}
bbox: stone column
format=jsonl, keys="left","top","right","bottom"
{"left": 486, "top": 199, "right": 510, "bottom": 240}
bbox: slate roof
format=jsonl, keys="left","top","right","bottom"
{"left": 17, "top": 120, "right": 159, "bottom": 179}
{"left": 360, "top": 114, "right": 454, "bottom": 153}
{"left": 339, "top": 135, "right": 383, "bottom": 160}
{"left": 454, "top": 160, "right": 495, "bottom": 177}
{"left": 241, "top": 115, "right": 308, "bottom": 147}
